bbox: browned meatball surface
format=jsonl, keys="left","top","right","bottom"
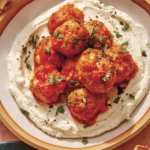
{"left": 61, "top": 57, "right": 83, "bottom": 89}
{"left": 34, "top": 36, "right": 64, "bottom": 69}
{"left": 85, "top": 20, "right": 113, "bottom": 50}
{"left": 52, "top": 19, "right": 89, "bottom": 57}
{"left": 105, "top": 45, "right": 138, "bottom": 85}
{"left": 76, "top": 48, "right": 116, "bottom": 94}
{"left": 67, "top": 88, "right": 108, "bottom": 125}
{"left": 30, "top": 65, "right": 66, "bottom": 104}
{"left": 48, "top": 4, "right": 84, "bottom": 35}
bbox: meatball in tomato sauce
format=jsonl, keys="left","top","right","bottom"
{"left": 76, "top": 48, "right": 116, "bottom": 94}
{"left": 34, "top": 36, "right": 64, "bottom": 68}
{"left": 67, "top": 88, "right": 108, "bottom": 125}
{"left": 52, "top": 19, "right": 89, "bottom": 57}
{"left": 61, "top": 57, "right": 83, "bottom": 89}
{"left": 105, "top": 45, "right": 138, "bottom": 85}
{"left": 48, "top": 4, "right": 84, "bottom": 35}
{"left": 30, "top": 65, "right": 66, "bottom": 104}
{"left": 84, "top": 20, "right": 113, "bottom": 50}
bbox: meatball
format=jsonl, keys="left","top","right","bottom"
{"left": 34, "top": 36, "right": 64, "bottom": 68}
{"left": 76, "top": 48, "right": 116, "bottom": 94}
{"left": 105, "top": 45, "right": 138, "bottom": 85}
{"left": 48, "top": 4, "right": 84, "bottom": 35}
{"left": 61, "top": 57, "right": 83, "bottom": 89}
{"left": 52, "top": 19, "right": 89, "bottom": 57}
{"left": 84, "top": 20, "right": 113, "bottom": 50}
{"left": 67, "top": 88, "right": 108, "bottom": 125}
{"left": 30, "top": 65, "right": 66, "bottom": 104}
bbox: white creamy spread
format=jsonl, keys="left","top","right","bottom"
{"left": 7, "top": 0, "right": 150, "bottom": 138}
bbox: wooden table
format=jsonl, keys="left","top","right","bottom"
{"left": 0, "top": 120, "right": 150, "bottom": 150}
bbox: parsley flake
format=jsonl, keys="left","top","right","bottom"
{"left": 26, "top": 64, "right": 32, "bottom": 70}
{"left": 113, "top": 97, "right": 120, "bottom": 104}
{"left": 114, "top": 31, "right": 122, "bottom": 38}
{"left": 102, "top": 70, "right": 111, "bottom": 82}
{"left": 129, "top": 94, "right": 135, "bottom": 100}
{"left": 54, "top": 30, "right": 59, "bottom": 38}
{"left": 22, "top": 45, "right": 27, "bottom": 54}
{"left": 121, "top": 41, "right": 129, "bottom": 46}
{"left": 71, "top": 80, "right": 80, "bottom": 86}
{"left": 28, "top": 34, "right": 39, "bottom": 49}
{"left": 71, "top": 39, "right": 80, "bottom": 45}
{"left": 57, "top": 76, "right": 65, "bottom": 82}
{"left": 82, "top": 98, "right": 86, "bottom": 103}
{"left": 122, "top": 23, "right": 129, "bottom": 31}
{"left": 83, "top": 124, "right": 90, "bottom": 128}
{"left": 68, "top": 98, "right": 73, "bottom": 103}
{"left": 45, "top": 47, "right": 51, "bottom": 54}
{"left": 56, "top": 105, "right": 65, "bottom": 116}
{"left": 24, "top": 55, "right": 30, "bottom": 63}
{"left": 82, "top": 137, "right": 88, "bottom": 145}
{"left": 48, "top": 75, "right": 56, "bottom": 84}
{"left": 141, "top": 50, "right": 147, "bottom": 57}
{"left": 20, "top": 109, "right": 30, "bottom": 117}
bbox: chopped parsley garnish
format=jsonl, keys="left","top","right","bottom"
{"left": 141, "top": 50, "right": 147, "bottom": 57}
{"left": 57, "top": 34, "right": 64, "bottom": 39}
{"left": 49, "top": 104, "right": 54, "bottom": 108}
{"left": 54, "top": 30, "right": 59, "bottom": 38}
{"left": 22, "top": 45, "right": 27, "bottom": 54}
{"left": 113, "top": 97, "right": 120, "bottom": 104}
{"left": 121, "top": 41, "right": 129, "bottom": 46}
{"left": 82, "top": 98, "right": 86, "bottom": 103}
{"left": 129, "top": 94, "right": 135, "bottom": 100}
{"left": 99, "top": 36, "right": 104, "bottom": 44}
{"left": 73, "top": 91, "right": 77, "bottom": 97}
{"left": 82, "top": 137, "right": 88, "bottom": 145}
{"left": 24, "top": 55, "right": 30, "bottom": 63}
{"left": 57, "top": 76, "right": 65, "bottom": 82}
{"left": 71, "top": 39, "right": 80, "bottom": 45}
{"left": 20, "top": 109, "right": 30, "bottom": 117}
{"left": 122, "top": 23, "right": 129, "bottom": 31}
{"left": 68, "top": 98, "right": 73, "bottom": 103}
{"left": 102, "top": 44, "right": 108, "bottom": 57}
{"left": 48, "top": 75, "right": 56, "bottom": 84}
{"left": 97, "top": 55, "right": 101, "bottom": 62}
{"left": 26, "top": 64, "right": 32, "bottom": 70}
{"left": 83, "top": 124, "right": 90, "bottom": 128}
{"left": 89, "top": 26, "right": 94, "bottom": 36}
{"left": 114, "top": 31, "right": 122, "bottom": 38}
{"left": 45, "top": 47, "right": 50, "bottom": 54}
{"left": 56, "top": 105, "right": 65, "bottom": 116}
{"left": 28, "top": 34, "right": 39, "bottom": 49}
{"left": 73, "top": 102, "right": 79, "bottom": 106}
{"left": 43, "top": 37, "right": 47, "bottom": 43}
{"left": 118, "top": 49, "right": 129, "bottom": 54}
{"left": 71, "top": 80, "right": 80, "bottom": 86}
{"left": 102, "top": 70, "right": 111, "bottom": 82}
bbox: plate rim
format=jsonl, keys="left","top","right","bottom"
{"left": 0, "top": 102, "right": 150, "bottom": 150}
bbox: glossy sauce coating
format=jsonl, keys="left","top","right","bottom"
{"left": 48, "top": 4, "right": 84, "bottom": 35}
{"left": 105, "top": 45, "right": 138, "bottom": 85}
{"left": 84, "top": 20, "right": 113, "bottom": 50}
{"left": 52, "top": 19, "right": 89, "bottom": 57}
{"left": 76, "top": 48, "right": 116, "bottom": 94}
{"left": 67, "top": 88, "right": 108, "bottom": 125}
{"left": 61, "top": 57, "right": 83, "bottom": 89}
{"left": 34, "top": 36, "right": 64, "bottom": 68}
{"left": 30, "top": 65, "right": 66, "bottom": 104}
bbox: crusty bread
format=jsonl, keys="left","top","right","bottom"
{"left": 134, "top": 145, "right": 150, "bottom": 150}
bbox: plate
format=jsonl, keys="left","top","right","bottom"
{"left": 0, "top": 0, "right": 150, "bottom": 149}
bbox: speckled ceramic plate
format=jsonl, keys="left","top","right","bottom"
{"left": 0, "top": 0, "right": 150, "bottom": 150}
